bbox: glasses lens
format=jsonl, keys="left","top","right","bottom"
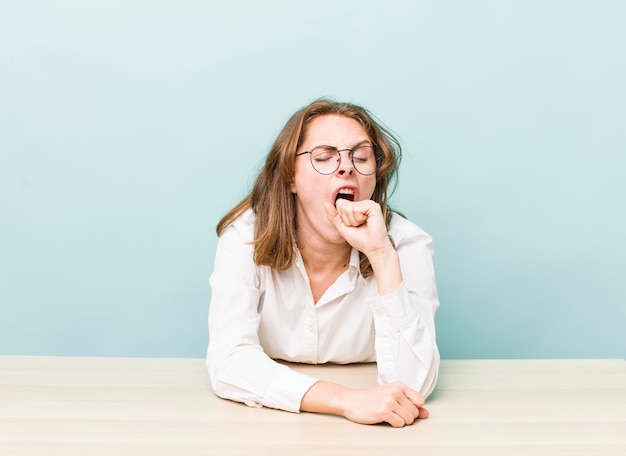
{"left": 308, "top": 145, "right": 378, "bottom": 175}
{"left": 351, "top": 145, "right": 377, "bottom": 175}
{"left": 310, "top": 146, "right": 340, "bottom": 174}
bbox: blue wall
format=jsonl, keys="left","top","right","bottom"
{"left": 1, "top": 1, "right": 624, "bottom": 359}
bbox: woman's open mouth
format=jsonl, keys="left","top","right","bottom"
{"left": 335, "top": 188, "right": 355, "bottom": 204}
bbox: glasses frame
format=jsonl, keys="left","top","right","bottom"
{"left": 295, "top": 144, "right": 380, "bottom": 176}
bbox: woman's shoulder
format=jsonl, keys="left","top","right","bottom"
{"left": 219, "top": 208, "right": 256, "bottom": 243}
{"left": 388, "top": 211, "right": 433, "bottom": 246}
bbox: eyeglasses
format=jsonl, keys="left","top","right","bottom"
{"left": 295, "top": 144, "right": 379, "bottom": 175}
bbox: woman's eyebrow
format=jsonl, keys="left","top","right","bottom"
{"left": 350, "top": 139, "right": 373, "bottom": 148}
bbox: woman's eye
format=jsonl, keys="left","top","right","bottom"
{"left": 352, "top": 149, "right": 373, "bottom": 162}
{"left": 312, "top": 148, "right": 337, "bottom": 162}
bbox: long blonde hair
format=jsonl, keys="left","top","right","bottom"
{"left": 216, "top": 98, "right": 402, "bottom": 277}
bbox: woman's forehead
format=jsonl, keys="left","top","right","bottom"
{"left": 302, "top": 114, "right": 370, "bottom": 146}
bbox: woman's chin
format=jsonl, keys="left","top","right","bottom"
{"left": 327, "top": 229, "right": 349, "bottom": 246}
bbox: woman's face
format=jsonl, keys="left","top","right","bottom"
{"left": 290, "top": 114, "right": 377, "bottom": 244}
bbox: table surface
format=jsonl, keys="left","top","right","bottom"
{"left": 1, "top": 356, "right": 625, "bottom": 455}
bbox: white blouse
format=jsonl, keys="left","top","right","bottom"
{"left": 206, "top": 208, "right": 440, "bottom": 413}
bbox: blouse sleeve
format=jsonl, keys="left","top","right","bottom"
{"left": 206, "top": 219, "right": 318, "bottom": 412}
{"left": 367, "top": 215, "right": 440, "bottom": 398}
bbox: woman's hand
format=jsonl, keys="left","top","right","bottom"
{"left": 342, "top": 382, "right": 429, "bottom": 427}
{"left": 324, "top": 199, "right": 390, "bottom": 256}
{"left": 324, "top": 199, "right": 402, "bottom": 295}
{"left": 301, "top": 380, "right": 429, "bottom": 428}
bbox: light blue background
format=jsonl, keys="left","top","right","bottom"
{"left": 1, "top": 1, "right": 624, "bottom": 359}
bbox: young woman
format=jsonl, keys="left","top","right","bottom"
{"left": 207, "top": 99, "right": 440, "bottom": 427}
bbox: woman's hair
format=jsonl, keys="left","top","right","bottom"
{"left": 216, "top": 98, "right": 402, "bottom": 277}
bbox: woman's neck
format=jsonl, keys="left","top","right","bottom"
{"left": 296, "top": 223, "right": 351, "bottom": 278}
{"left": 298, "top": 238, "right": 351, "bottom": 303}
{"left": 299, "top": 240, "right": 351, "bottom": 275}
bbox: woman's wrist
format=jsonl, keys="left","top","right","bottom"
{"left": 366, "top": 241, "right": 402, "bottom": 295}
{"left": 300, "top": 380, "right": 352, "bottom": 417}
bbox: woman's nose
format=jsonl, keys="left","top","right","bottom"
{"left": 336, "top": 150, "right": 354, "bottom": 176}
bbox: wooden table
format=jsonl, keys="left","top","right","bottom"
{"left": 1, "top": 356, "right": 624, "bottom": 455}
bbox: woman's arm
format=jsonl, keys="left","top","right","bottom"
{"left": 207, "top": 218, "right": 318, "bottom": 412}
{"left": 370, "top": 213, "right": 441, "bottom": 397}
{"left": 300, "top": 379, "right": 429, "bottom": 428}
{"left": 326, "top": 201, "right": 440, "bottom": 398}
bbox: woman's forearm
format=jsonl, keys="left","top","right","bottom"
{"left": 300, "top": 379, "right": 429, "bottom": 428}
{"left": 366, "top": 243, "right": 402, "bottom": 296}
{"left": 300, "top": 380, "right": 349, "bottom": 416}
